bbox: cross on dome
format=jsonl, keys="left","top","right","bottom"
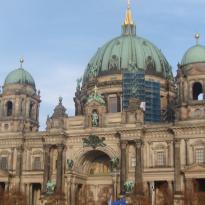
{"left": 128, "top": 0, "right": 131, "bottom": 8}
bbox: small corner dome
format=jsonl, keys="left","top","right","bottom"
{"left": 181, "top": 44, "right": 205, "bottom": 66}
{"left": 4, "top": 68, "right": 36, "bottom": 88}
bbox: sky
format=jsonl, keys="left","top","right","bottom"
{"left": 0, "top": 0, "right": 205, "bottom": 129}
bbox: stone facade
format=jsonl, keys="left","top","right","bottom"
{"left": 1, "top": 5, "right": 205, "bottom": 205}
{"left": 0, "top": 62, "right": 205, "bottom": 205}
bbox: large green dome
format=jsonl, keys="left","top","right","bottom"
{"left": 83, "top": 34, "right": 173, "bottom": 83}
{"left": 181, "top": 44, "right": 205, "bottom": 66}
{"left": 4, "top": 68, "right": 36, "bottom": 88}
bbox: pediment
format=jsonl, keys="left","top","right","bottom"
{"left": 183, "top": 164, "right": 205, "bottom": 173}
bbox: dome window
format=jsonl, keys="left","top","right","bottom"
{"left": 6, "top": 101, "right": 13, "bottom": 117}
{"left": 193, "top": 82, "right": 203, "bottom": 100}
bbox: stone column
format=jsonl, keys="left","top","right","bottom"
{"left": 56, "top": 144, "right": 64, "bottom": 192}
{"left": 135, "top": 140, "right": 143, "bottom": 194}
{"left": 168, "top": 181, "right": 173, "bottom": 199}
{"left": 174, "top": 139, "right": 181, "bottom": 194}
{"left": 120, "top": 140, "right": 127, "bottom": 194}
{"left": 26, "top": 184, "right": 30, "bottom": 205}
{"left": 16, "top": 146, "right": 23, "bottom": 190}
{"left": 71, "top": 182, "right": 76, "bottom": 205}
{"left": 111, "top": 172, "right": 118, "bottom": 200}
{"left": 42, "top": 144, "right": 51, "bottom": 193}
{"left": 29, "top": 184, "right": 33, "bottom": 205}
{"left": 67, "top": 182, "right": 71, "bottom": 205}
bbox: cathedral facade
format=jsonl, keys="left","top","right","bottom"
{"left": 0, "top": 3, "right": 205, "bottom": 205}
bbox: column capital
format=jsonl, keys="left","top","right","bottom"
{"left": 57, "top": 144, "right": 65, "bottom": 152}
{"left": 120, "top": 140, "right": 128, "bottom": 149}
{"left": 135, "top": 139, "right": 143, "bottom": 148}
{"left": 184, "top": 138, "right": 190, "bottom": 143}
{"left": 166, "top": 140, "right": 173, "bottom": 145}
{"left": 174, "top": 139, "right": 181, "bottom": 147}
{"left": 43, "top": 144, "right": 52, "bottom": 151}
{"left": 17, "top": 145, "right": 24, "bottom": 153}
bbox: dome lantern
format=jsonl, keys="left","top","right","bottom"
{"left": 122, "top": 0, "right": 136, "bottom": 36}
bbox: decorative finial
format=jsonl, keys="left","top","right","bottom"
{"left": 124, "top": 0, "right": 134, "bottom": 25}
{"left": 195, "top": 33, "right": 200, "bottom": 45}
{"left": 59, "top": 96, "right": 63, "bottom": 104}
{"left": 20, "top": 58, "right": 24, "bottom": 68}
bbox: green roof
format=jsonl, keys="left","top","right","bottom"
{"left": 83, "top": 35, "right": 173, "bottom": 83}
{"left": 181, "top": 44, "right": 205, "bottom": 66}
{"left": 4, "top": 68, "right": 36, "bottom": 88}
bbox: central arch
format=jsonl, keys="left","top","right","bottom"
{"left": 75, "top": 150, "right": 115, "bottom": 205}
{"left": 80, "top": 150, "right": 111, "bottom": 175}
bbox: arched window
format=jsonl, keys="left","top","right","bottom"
{"left": 193, "top": 82, "right": 203, "bottom": 100}
{"left": 6, "top": 101, "right": 13, "bottom": 116}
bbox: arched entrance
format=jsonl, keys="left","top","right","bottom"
{"left": 75, "top": 150, "right": 115, "bottom": 205}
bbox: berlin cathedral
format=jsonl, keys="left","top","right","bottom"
{"left": 0, "top": 2, "right": 205, "bottom": 205}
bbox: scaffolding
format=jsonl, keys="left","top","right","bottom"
{"left": 123, "top": 71, "right": 161, "bottom": 123}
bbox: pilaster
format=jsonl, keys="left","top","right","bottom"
{"left": 135, "top": 139, "right": 143, "bottom": 194}
{"left": 42, "top": 144, "right": 51, "bottom": 193}
{"left": 56, "top": 144, "right": 64, "bottom": 192}
{"left": 120, "top": 140, "right": 128, "bottom": 194}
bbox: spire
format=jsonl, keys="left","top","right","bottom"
{"left": 124, "top": 0, "right": 134, "bottom": 25}
{"left": 122, "top": 0, "right": 136, "bottom": 36}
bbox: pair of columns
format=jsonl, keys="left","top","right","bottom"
{"left": 120, "top": 140, "right": 143, "bottom": 194}
{"left": 42, "top": 144, "right": 64, "bottom": 193}
{"left": 120, "top": 139, "right": 182, "bottom": 194}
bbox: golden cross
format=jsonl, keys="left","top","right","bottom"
{"left": 128, "top": 0, "right": 131, "bottom": 8}
{"left": 127, "top": 0, "right": 131, "bottom": 9}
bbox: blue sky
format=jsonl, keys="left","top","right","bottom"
{"left": 0, "top": 0, "right": 205, "bottom": 129}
